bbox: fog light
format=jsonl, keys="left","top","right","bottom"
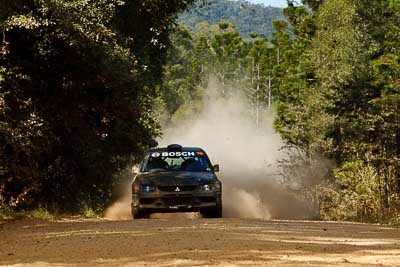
{"left": 200, "top": 184, "right": 212, "bottom": 191}
{"left": 213, "top": 181, "right": 221, "bottom": 192}
{"left": 141, "top": 184, "right": 156, "bottom": 193}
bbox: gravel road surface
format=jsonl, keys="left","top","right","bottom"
{"left": 1, "top": 217, "right": 399, "bottom": 266}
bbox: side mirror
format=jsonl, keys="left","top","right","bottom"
{"left": 132, "top": 165, "right": 140, "bottom": 174}
{"left": 213, "top": 164, "right": 220, "bottom": 172}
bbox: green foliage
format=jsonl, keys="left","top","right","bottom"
{"left": 273, "top": 3, "right": 325, "bottom": 157}
{"left": 160, "top": 21, "right": 279, "bottom": 125}
{"left": 27, "top": 208, "right": 57, "bottom": 220}
{"left": 0, "top": 207, "right": 57, "bottom": 221}
{"left": 179, "top": 0, "right": 283, "bottom": 39}
{"left": 0, "top": 207, "right": 16, "bottom": 220}
{"left": 162, "top": 7, "right": 285, "bottom": 125}
{"left": 160, "top": 26, "right": 195, "bottom": 116}
{"left": 159, "top": 22, "right": 237, "bottom": 124}
{"left": 81, "top": 206, "right": 98, "bottom": 218}
{"left": 212, "top": 25, "right": 247, "bottom": 89}
{"left": 157, "top": 25, "right": 209, "bottom": 126}
{"left": 317, "top": 161, "right": 382, "bottom": 222}
{"left": 0, "top": 0, "right": 192, "bottom": 212}
{"left": 274, "top": 0, "right": 400, "bottom": 223}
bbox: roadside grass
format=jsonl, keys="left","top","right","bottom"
{"left": 80, "top": 206, "right": 98, "bottom": 218}
{"left": 0, "top": 208, "right": 58, "bottom": 221}
{"left": 383, "top": 215, "right": 400, "bottom": 226}
{"left": 28, "top": 208, "right": 58, "bottom": 220}
{"left": 0, "top": 206, "right": 101, "bottom": 221}
{"left": 0, "top": 208, "right": 17, "bottom": 220}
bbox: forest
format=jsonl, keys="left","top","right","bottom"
{"left": 1, "top": 0, "right": 400, "bottom": 224}
{"left": 178, "top": 0, "right": 283, "bottom": 38}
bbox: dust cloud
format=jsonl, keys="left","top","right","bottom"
{"left": 104, "top": 196, "right": 131, "bottom": 220}
{"left": 104, "top": 77, "right": 314, "bottom": 220}
{"left": 161, "top": 77, "right": 314, "bottom": 219}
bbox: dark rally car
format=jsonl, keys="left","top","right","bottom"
{"left": 131, "top": 144, "right": 222, "bottom": 219}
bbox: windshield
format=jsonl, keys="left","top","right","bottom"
{"left": 141, "top": 151, "right": 212, "bottom": 172}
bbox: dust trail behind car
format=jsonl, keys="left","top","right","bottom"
{"left": 160, "top": 78, "right": 314, "bottom": 219}
{"left": 104, "top": 78, "right": 314, "bottom": 220}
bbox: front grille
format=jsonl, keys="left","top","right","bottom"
{"left": 139, "top": 196, "right": 216, "bottom": 207}
{"left": 197, "top": 197, "right": 216, "bottom": 203}
{"left": 163, "top": 197, "right": 193, "bottom": 206}
{"left": 158, "top": 185, "right": 198, "bottom": 192}
{"left": 140, "top": 198, "right": 156, "bottom": 205}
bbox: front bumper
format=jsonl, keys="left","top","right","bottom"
{"left": 132, "top": 191, "right": 222, "bottom": 213}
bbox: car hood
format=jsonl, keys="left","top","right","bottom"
{"left": 136, "top": 171, "right": 216, "bottom": 185}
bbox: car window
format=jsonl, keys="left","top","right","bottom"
{"left": 142, "top": 151, "right": 212, "bottom": 172}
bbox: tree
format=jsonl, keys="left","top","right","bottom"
{"left": 179, "top": 0, "right": 283, "bottom": 39}
{"left": 159, "top": 25, "right": 195, "bottom": 121}
{"left": 274, "top": 0, "right": 400, "bottom": 222}
{"left": 273, "top": 3, "right": 324, "bottom": 159}
{"left": 212, "top": 23, "right": 247, "bottom": 94}
{"left": 0, "top": 0, "right": 193, "bottom": 211}
{"left": 245, "top": 37, "right": 277, "bottom": 124}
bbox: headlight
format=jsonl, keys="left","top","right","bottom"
{"left": 199, "top": 183, "right": 221, "bottom": 192}
{"left": 141, "top": 184, "right": 156, "bottom": 193}
{"left": 213, "top": 181, "right": 222, "bottom": 192}
{"left": 133, "top": 183, "right": 140, "bottom": 193}
{"left": 200, "top": 184, "right": 213, "bottom": 191}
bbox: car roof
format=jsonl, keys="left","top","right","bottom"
{"left": 148, "top": 146, "right": 205, "bottom": 153}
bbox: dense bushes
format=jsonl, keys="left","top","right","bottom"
{"left": 274, "top": 0, "right": 400, "bottom": 223}
{"left": 0, "top": 0, "right": 192, "bottom": 212}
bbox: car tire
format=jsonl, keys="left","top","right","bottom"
{"left": 201, "top": 207, "right": 222, "bottom": 218}
{"left": 132, "top": 206, "right": 144, "bottom": 219}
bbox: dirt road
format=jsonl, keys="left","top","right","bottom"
{"left": 1, "top": 217, "right": 400, "bottom": 266}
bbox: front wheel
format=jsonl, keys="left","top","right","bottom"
{"left": 131, "top": 206, "right": 144, "bottom": 219}
{"left": 201, "top": 207, "right": 222, "bottom": 218}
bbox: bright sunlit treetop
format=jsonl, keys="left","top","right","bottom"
{"left": 237, "top": 0, "right": 288, "bottom": 8}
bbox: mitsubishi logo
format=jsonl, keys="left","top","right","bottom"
{"left": 174, "top": 186, "right": 181, "bottom": 192}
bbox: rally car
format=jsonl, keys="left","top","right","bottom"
{"left": 131, "top": 144, "right": 222, "bottom": 219}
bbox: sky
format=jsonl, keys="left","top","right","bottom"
{"left": 244, "top": 0, "right": 288, "bottom": 8}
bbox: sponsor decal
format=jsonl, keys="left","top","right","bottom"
{"left": 151, "top": 151, "right": 196, "bottom": 157}
{"left": 151, "top": 152, "right": 161, "bottom": 157}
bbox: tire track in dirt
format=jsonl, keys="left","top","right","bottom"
{"left": 1, "top": 218, "right": 399, "bottom": 266}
